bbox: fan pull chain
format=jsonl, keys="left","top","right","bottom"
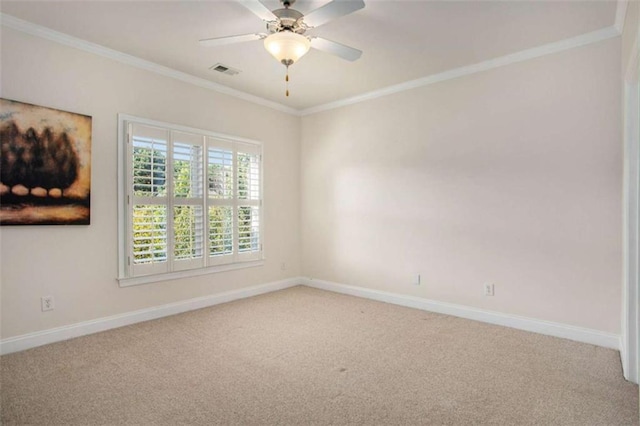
{"left": 285, "top": 65, "right": 290, "bottom": 97}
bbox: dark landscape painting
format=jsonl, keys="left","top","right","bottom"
{"left": 0, "top": 99, "right": 91, "bottom": 225}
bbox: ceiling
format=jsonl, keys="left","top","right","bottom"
{"left": 0, "top": 1, "right": 618, "bottom": 111}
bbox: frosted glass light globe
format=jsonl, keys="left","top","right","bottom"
{"left": 264, "top": 32, "right": 311, "bottom": 65}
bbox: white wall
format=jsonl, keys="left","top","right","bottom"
{"left": 301, "top": 38, "right": 622, "bottom": 333}
{"left": 0, "top": 24, "right": 626, "bottom": 341}
{"left": 0, "top": 28, "right": 301, "bottom": 339}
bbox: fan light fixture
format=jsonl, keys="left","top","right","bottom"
{"left": 199, "top": 0, "right": 366, "bottom": 98}
{"left": 264, "top": 31, "right": 311, "bottom": 66}
{"left": 264, "top": 31, "right": 310, "bottom": 97}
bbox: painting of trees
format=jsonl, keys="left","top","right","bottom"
{"left": 0, "top": 98, "right": 91, "bottom": 225}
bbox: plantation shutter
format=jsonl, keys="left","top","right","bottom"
{"left": 207, "top": 139, "right": 235, "bottom": 265}
{"left": 122, "top": 117, "right": 263, "bottom": 281}
{"left": 172, "top": 132, "right": 205, "bottom": 271}
{"left": 128, "top": 123, "right": 169, "bottom": 277}
{"left": 236, "top": 142, "right": 262, "bottom": 262}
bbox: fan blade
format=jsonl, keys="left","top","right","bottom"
{"left": 199, "top": 33, "right": 266, "bottom": 47}
{"left": 303, "top": 0, "right": 365, "bottom": 28}
{"left": 237, "top": 0, "right": 277, "bottom": 21}
{"left": 310, "top": 37, "right": 362, "bottom": 61}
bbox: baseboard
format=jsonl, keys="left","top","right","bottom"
{"left": 0, "top": 277, "right": 304, "bottom": 355}
{"left": 302, "top": 278, "right": 620, "bottom": 350}
{"left": 620, "top": 337, "right": 629, "bottom": 380}
{"left": 1, "top": 276, "right": 621, "bottom": 356}
{"left": 620, "top": 335, "right": 639, "bottom": 384}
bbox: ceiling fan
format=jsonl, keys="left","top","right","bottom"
{"left": 199, "top": 0, "right": 365, "bottom": 96}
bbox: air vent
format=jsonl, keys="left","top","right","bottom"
{"left": 209, "top": 63, "right": 241, "bottom": 76}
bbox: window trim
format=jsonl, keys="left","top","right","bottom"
{"left": 117, "top": 114, "right": 264, "bottom": 287}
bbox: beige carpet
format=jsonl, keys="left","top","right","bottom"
{"left": 1, "top": 286, "right": 638, "bottom": 425}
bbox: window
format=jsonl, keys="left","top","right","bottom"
{"left": 118, "top": 115, "right": 263, "bottom": 286}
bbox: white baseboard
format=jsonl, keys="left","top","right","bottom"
{"left": 302, "top": 278, "right": 620, "bottom": 350}
{"left": 1, "top": 276, "right": 622, "bottom": 356}
{"left": 0, "top": 277, "right": 303, "bottom": 355}
{"left": 620, "top": 335, "right": 639, "bottom": 384}
{"left": 620, "top": 337, "right": 629, "bottom": 379}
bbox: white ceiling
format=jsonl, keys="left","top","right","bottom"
{"left": 0, "top": 0, "right": 618, "bottom": 111}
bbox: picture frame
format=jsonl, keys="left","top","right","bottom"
{"left": 0, "top": 98, "right": 92, "bottom": 225}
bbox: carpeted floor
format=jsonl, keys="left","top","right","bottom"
{"left": 1, "top": 286, "right": 638, "bottom": 425}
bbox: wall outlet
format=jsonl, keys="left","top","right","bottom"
{"left": 414, "top": 274, "right": 421, "bottom": 285}
{"left": 484, "top": 283, "right": 495, "bottom": 296}
{"left": 280, "top": 262, "right": 286, "bottom": 271}
{"left": 41, "top": 295, "right": 55, "bottom": 312}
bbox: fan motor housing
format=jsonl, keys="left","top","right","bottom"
{"left": 268, "top": 7, "right": 306, "bottom": 34}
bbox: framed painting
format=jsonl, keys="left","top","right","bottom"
{"left": 0, "top": 99, "right": 91, "bottom": 225}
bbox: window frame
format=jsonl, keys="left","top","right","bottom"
{"left": 117, "top": 114, "right": 264, "bottom": 287}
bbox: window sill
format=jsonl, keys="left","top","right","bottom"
{"left": 118, "top": 260, "right": 265, "bottom": 287}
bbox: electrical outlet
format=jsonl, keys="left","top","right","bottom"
{"left": 484, "top": 283, "right": 495, "bottom": 296}
{"left": 41, "top": 295, "right": 55, "bottom": 312}
{"left": 280, "top": 262, "right": 286, "bottom": 271}
{"left": 414, "top": 274, "right": 421, "bottom": 285}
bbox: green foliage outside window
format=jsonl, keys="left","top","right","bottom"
{"left": 131, "top": 146, "right": 259, "bottom": 265}
{"left": 133, "top": 147, "right": 166, "bottom": 197}
{"left": 132, "top": 147, "right": 167, "bottom": 263}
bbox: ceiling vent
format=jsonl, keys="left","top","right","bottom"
{"left": 209, "top": 63, "right": 241, "bottom": 76}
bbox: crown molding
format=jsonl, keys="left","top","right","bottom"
{"left": 300, "top": 26, "right": 620, "bottom": 116}
{"left": 0, "top": 14, "right": 300, "bottom": 116}
{"left": 1, "top": 12, "right": 622, "bottom": 118}
{"left": 614, "top": 0, "right": 628, "bottom": 35}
